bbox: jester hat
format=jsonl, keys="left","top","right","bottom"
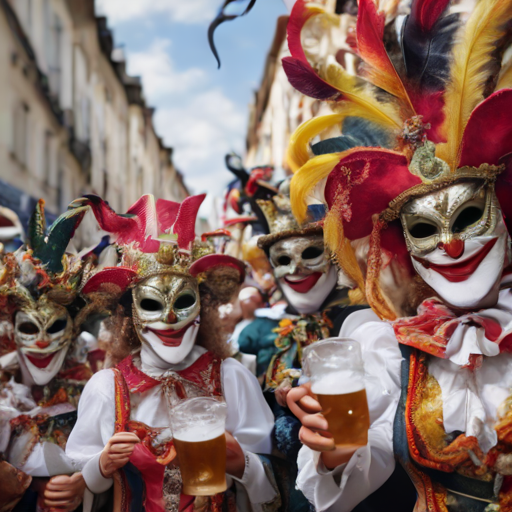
{"left": 75, "top": 194, "right": 245, "bottom": 295}
{"left": 286, "top": 0, "right": 512, "bottom": 320}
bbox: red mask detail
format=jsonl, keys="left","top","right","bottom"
{"left": 26, "top": 352, "right": 56, "bottom": 368}
{"left": 438, "top": 239, "right": 465, "bottom": 259}
{"left": 147, "top": 325, "right": 189, "bottom": 347}
{"left": 284, "top": 272, "right": 322, "bottom": 293}
{"left": 413, "top": 238, "right": 498, "bottom": 283}
{"left": 35, "top": 340, "right": 50, "bottom": 349}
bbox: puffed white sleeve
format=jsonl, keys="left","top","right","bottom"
{"left": 65, "top": 369, "right": 116, "bottom": 494}
{"left": 296, "top": 309, "right": 402, "bottom": 512}
{"left": 223, "top": 358, "right": 279, "bottom": 512}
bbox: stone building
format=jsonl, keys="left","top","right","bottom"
{"left": 0, "top": 0, "right": 188, "bottom": 244}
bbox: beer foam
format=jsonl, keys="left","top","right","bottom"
{"left": 173, "top": 423, "right": 225, "bottom": 443}
{"left": 311, "top": 370, "right": 365, "bottom": 395}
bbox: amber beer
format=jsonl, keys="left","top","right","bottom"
{"left": 170, "top": 397, "right": 228, "bottom": 496}
{"left": 303, "top": 339, "right": 370, "bottom": 447}
{"left": 315, "top": 386, "right": 370, "bottom": 446}
{"left": 173, "top": 429, "right": 227, "bottom": 496}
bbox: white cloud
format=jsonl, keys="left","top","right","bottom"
{"left": 96, "top": 0, "right": 217, "bottom": 25}
{"left": 125, "top": 40, "right": 246, "bottom": 201}
{"left": 127, "top": 40, "right": 205, "bottom": 100}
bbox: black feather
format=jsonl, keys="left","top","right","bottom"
{"left": 401, "top": 12, "right": 459, "bottom": 91}
{"left": 208, "top": 0, "right": 257, "bottom": 68}
{"left": 225, "top": 153, "right": 249, "bottom": 186}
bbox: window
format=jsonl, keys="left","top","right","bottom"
{"left": 43, "top": 131, "right": 53, "bottom": 185}
{"left": 13, "top": 103, "right": 29, "bottom": 167}
{"left": 44, "top": 0, "right": 62, "bottom": 100}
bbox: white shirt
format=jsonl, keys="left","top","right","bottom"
{"left": 296, "top": 309, "right": 403, "bottom": 512}
{"left": 66, "top": 346, "right": 277, "bottom": 512}
{"left": 297, "top": 292, "right": 512, "bottom": 511}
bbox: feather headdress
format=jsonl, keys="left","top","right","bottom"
{"left": 285, "top": 0, "right": 512, "bottom": 319}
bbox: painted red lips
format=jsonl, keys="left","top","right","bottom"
{"left": 284, "top": 272, "right": 322, "bottom": 293}
{"left": 148, "top": 325, "right": 189, "bottom": 347}
{"left": 26, "top": 352, "right": 56, "bottom": 369}
{"left": 413, "top": 238, "right": 498, "bottom": 283}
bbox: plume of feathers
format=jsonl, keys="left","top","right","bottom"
{"left": 356, "top": 0, "right": 415, "bottom": 114}
{"left": 436, "top": 0, "right": 512, "bottom": 169}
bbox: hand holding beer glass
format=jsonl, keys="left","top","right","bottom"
{"left": 170, "top": 397, "right": 229, "bottom": 496}
{"left": 287, "top": 338, "right": 370, "bottom": 468}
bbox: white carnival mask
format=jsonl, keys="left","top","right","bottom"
{"left": 133, "top": 273, "right": 200, "bottom": 365}
{"left": 15, "top": 301, "right": 73, "bottom": 386}
{"left": 269, "top": 234, "right": 338, "bottom": 314}
{"left": 401, "top": 181, "right": 511, "bottom": 309}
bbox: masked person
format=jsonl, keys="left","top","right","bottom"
{"left": 0, "top": 199, "right": 94, "bottom": 512}
{"left": 65, "top": 194, "right": 280, "bottom": 512}
{"left": 285, "top": 0, "right": 512, "bottom": 510}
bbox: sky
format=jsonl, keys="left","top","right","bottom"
{"left": 95, "top": 0, "right": 287, "bottom": 213}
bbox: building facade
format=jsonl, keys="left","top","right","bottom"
{"left": 0, "top": 0, "right": 188, "bottom": 245}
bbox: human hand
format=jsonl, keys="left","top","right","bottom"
{"left": 43, "top": 472, "right": 85, "bottom": 511}
{"left": 275, "top": 381, "right": 292, "bottom": 408}
{"left": 287, "top": 383, "right": 359, "bottom": 469}
{"left": 99, "top": 432, "right": 140, "bottom": 478}
{"left": 225, "top": 431, "right": 245, "bottom": 479}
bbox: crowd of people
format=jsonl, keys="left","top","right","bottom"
{"left": 2, "top": 0, "right": 512, "bottom": 510}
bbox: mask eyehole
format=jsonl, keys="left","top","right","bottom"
{"left": 174, "top": 294, "right": 196, "bottom": 310}
{"left": 277, "top": 255, "right": 291, "bottom": 266}
{"left": 409, "top": 223, "right": 438, "bottom": 239}
{"left": 140, "top": 298, "right": 164, "bottom": 312}
{"left": 452, "top": 206, "right": 484, "bottom": 234}
{"left": 302, "top": 246, "right": 323, "bottom": 259}
{"left": 18, "top": 322, "right": 39, "bottom": 335}
{"left": 47, "top": 319, "right": 67, "bottom": 334}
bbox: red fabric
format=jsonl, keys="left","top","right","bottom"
{"left": 117, "top": 356, "right": 161, "bottom": 394}
{"left": 189, "top": 254, "right": 245, "bottom": 283}
{"left": 459, "top": 89, "right": 512, "bottom": 168}
{"left": 81, "top": 267, "right": 137, "bottom": 295}
{"left": 117, "top": 352, "right": 223, "bottom": 396}
{"left": 174, "top": 194, "right": 206, "bottom": 249}
{"left": 380, "top": 220, "right": 415, "bottom": 277}
{"left": 129, "top": 444, "right": 166, "bottom": 512}
{"left": 324, "top": 148, "right": 419, "bottom": 240}
{"left": 393, "top": 298, "right": 507, "bottom": 367}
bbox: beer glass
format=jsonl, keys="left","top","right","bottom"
{"left": 302, "top": 338, "right": 370, "bottom": 447}
{"left": 170, "top": 397, "right": 228, "bottom": 496}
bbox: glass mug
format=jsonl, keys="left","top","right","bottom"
{"left": 302, "top": 338, "right": 370, "bottom": 447}
{"left": 170, "top": 397, "right": 228, "bottom": 496}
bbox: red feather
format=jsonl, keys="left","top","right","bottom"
{"left": 156, "top": 199, "right": 180, "bottom": 234}
{"left": 282, "top": 0, "right": 341, "bottom": 100}
{"left": 173, "top": 194, "right": 206, "bottom": 249}
{"left": 357, "top": 0, "right": 414, "bottom": 112}
{"left": 411, "top": 0, "right": 451, "bottom": 33}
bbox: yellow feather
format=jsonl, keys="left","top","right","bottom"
{"left": 325, "top": 63, "right": 403, "bottom": 129}
{"left": 287, "top": 114, "right": 344, "bottom": 173}
{"left": 324, "top": 209, "right": 366, "bottom": 296}
{"left": 437, "top": 0, "right": 512, "bottom": 169}
{"left": 288, "top": 98, "right": 401, "bottom": 172}
{"left": 496, "top": 60, "right": 512, "bottom": 90}
{"left": 290, "top": 153, "right": 344, "bottom": 224}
